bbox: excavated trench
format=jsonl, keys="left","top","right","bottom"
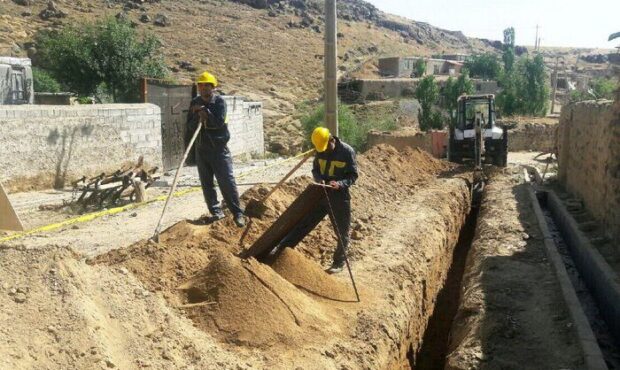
{"left": 412, "top": 204, "right": 480, "bottom": 369}
{"left": 408, "top": 187, "right": 482, "bottom": 369}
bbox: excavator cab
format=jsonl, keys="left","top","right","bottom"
{"left": 448, "top": 94, "right": 507, "bottom": 167}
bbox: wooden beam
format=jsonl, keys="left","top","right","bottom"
{"left": 240, "top": 184, "right": 323, "bottom": 260}
{"left": 0, "top": 182, "right": 24, "bottom": 232}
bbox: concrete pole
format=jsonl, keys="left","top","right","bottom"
{"left": 551, "top": 57, "right": 559, "bottom": 114}
{"left": 324, "top": 0, "right": 338, "bottom": 136}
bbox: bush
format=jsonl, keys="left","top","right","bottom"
{"left": 569, "top": 77, "right": 617, "bottom": 102}
{"left": 36, "top": 17, "right": 167, "bottom": 102}
{"left": 32, "top": 67, "right": 61, "bottom": 93}
{"left": 301, "top": 103, "right": 397, "bottom": 151}
{"left": 413, "top": 58, "right": 427, "bottom": 78}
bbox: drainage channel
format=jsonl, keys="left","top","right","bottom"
{"left": 410, "top": 188, "right": 482, "bottom": 370}
{"left": 537, "top": 192, "right": 620, "bottom": 368}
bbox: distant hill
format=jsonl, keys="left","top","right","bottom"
{"left": 0, "top": 0, "right": 496, "bottom": 153}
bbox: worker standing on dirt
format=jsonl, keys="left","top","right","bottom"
{"left": 185, "top": 71, "right": 245, "bottom": 228}
{"left": 270, "top": 127, "right": 358, "bottom": 274}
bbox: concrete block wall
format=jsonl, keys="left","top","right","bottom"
{"left": 558, "top": 100, "right": 620, "bottom": 243}
{"left": 222, "top": 96, "right": 264, "bottom": 157}
{"left": 0, "top": 104, "right": 162, "bottom": 192}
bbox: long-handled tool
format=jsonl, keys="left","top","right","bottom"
{"left": 151, "top": 122, "right": 202, "bottom": 243}
{"left": 320, "top": 185, "right": 360, "bottom": 302}
{"left": 245, "top": 150, "right": 314, "bottom": 217}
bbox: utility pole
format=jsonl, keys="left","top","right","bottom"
{"left": 551, "top": 57, "right": 559, "bottom": 114}
{"left": 535, "top": 24, "right": 539, "bottom": 51}
{"left": 324, "top": 0, "right": 338, "bottom": 136}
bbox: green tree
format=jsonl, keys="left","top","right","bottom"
{"left": 36, "top": 17, "right": 167, "bottom": 102}
{"left": 413, "top": 58, "right": 427, "bottom": 78}
{"left": 464, "top": 53, "right": 501, "bottom": 79}
{"left": 415, "top": 75, "right": 443, "bottom": 130}
{"left": 518, "top": 54, "right": 549, "bottom": 115}
{"left": 497, "top": 55, "right": 549, "bottom": 116}
{"left": 32, "top": 67, "right": 61, "bottom": 93}
{"left": 444, "top": 72, "right": 474, "bottom": 124}
{"left": 502, "top": 27, "right": 516, "bottom": 72}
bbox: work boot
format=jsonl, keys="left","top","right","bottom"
{"left": 326, "top": 262, "right": 344, "bottom": 274}
{"left": 210, "top": 211, "right": 225, "bottom": 223}
{"left": 234, "top": 213, "right": 246, "bottom": 228}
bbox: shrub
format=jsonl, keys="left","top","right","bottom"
{"left": 301, "top": 103, "right": 397, "bottom": 151}
{"left": 32, "top": 67, "right": 61, "bottom": 93}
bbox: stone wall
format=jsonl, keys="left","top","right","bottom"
{"left": 507, "top": 123, "right": 558, "bottom": 152}
{"left": 0, "top": 104, "right": 162, "bottom": 192}
{"left": 558, "top": 100, "right": 620, "bottom": 243}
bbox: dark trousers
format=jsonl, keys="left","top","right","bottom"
{"left": 195, "top": 145, "right": 243, "bottom": 216}
{"left": 280, "top": 190, "right": 351, "bottom": 265}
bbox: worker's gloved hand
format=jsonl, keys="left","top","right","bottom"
{"left": 191, "top": 105, "right": 204, "bottom": 113}
{"left": 329, "top": 180, "right": 340, "bottom": 190}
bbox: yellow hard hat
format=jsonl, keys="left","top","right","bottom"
{"left": 196, "top": 71, "right": 218, "bottom": 87}
{"left": 311, "top": 127, "right": 330, "bottom": 153}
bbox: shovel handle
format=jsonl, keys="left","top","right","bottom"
{"left": 152, "top": 122, "right": 202, "bottom": 240}
{"left": 262, "top": 150, "right": 314, "bottom": 202}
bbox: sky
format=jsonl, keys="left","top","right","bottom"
{"left": 364, "top": 0, "right": 619, "bottom": 49}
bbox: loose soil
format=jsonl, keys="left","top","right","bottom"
{"left": 0, "top": 147, "right": 589, "bottom": 369}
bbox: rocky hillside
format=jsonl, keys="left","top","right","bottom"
{"left": 0, "top": 0, "right": 494, "bottom": 153}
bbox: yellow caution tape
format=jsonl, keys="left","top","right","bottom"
{"left": 0, "top": 149, "right": 314, "bottom": 243}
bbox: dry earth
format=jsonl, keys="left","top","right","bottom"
{"left": 0, "top": 146, "right": 588, "bottom": 369}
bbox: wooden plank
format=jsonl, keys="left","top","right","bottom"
{"left": 240, "top": 184, "right": 323, "bottom": 260}
{"left": 0, "top": 182, "right": 24, "bottom": 232}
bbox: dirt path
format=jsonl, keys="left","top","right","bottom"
{"left": 446, "top": 169, "right": 584, "bottom": 369}
{"left": 3, "top": 159, "right": 312, "bottom": 256}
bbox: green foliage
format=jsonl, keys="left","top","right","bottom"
{"left": 464, "top": 53, "right": 501, "bottom": 79}
{"left": 32, "top": 67, "right": 61, "bottom": 93}
{"left": 497, "top": 54, "right": 549, "bottom": 116}
{"left": 301, "top": 104, "right": 397, "bottom": 152}
{"left": 443, "top": 73, "right": 474, "bottom": 125}
{"left": 36, "top": 17, "right": 167, "bottom": 102}
{"left": 591, "top": 78, "right": 616, "bottom": 99}
{"left": 502, "top": 27, "right": 516, "bottom": 72}
{"left": 413, "top": 58, "right": 427, "bottom": 78}
{"left": 569, "top": 77, "right": 617, "bottom": 102}
{"left": 415, "top": 75, "right": 444, "bottom": 130}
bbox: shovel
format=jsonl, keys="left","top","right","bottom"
{"left": 151, "top": 122, "right": 202, "bottom": 243}
{"left": 245, "top": 150, "right": 314, "bottom": 218}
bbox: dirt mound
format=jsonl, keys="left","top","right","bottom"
{"left": 359, "top": 144, "right": 449, "bottom": 187}
{"left": 177, "top": 250, "right": 334, "bottom": 347}
{"left": 272, "top": 247, "right": 355, "bottom": 302}
{"left": 0, "top": 246, "right": 246, "bottom": 369}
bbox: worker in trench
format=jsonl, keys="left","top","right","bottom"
{"left": 185, "top": 71, "right": 245, "bottom": 228}
{"left": 269, "top": 127, "right": 358, "bottom": 274}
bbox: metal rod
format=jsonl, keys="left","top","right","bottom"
{"left": 152, "top": 122, "right": 202, "bottom": 242}
{"left": 320, "top": 186, "right": 360, "bottom": 302}
{"left": 324, "top": 0, "right": 338, "bottom": 136}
